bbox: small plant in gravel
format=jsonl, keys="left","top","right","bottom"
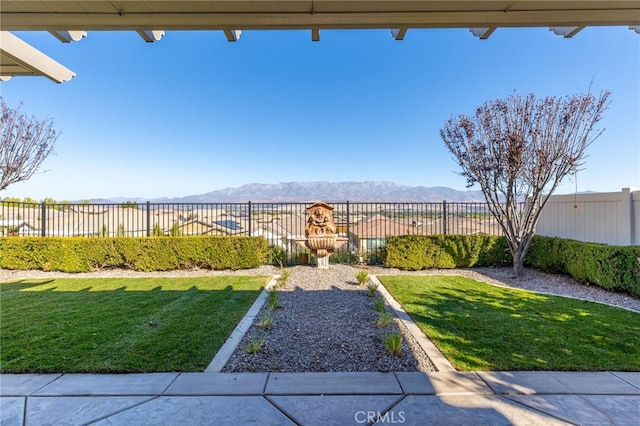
{"left": 276, "top": 268, "right": 290, "bottom": 288}
{"left": 356, "top": 270, "right": 369, "bottom": 286}
{"left": 247, "top": 333, "right": 266, "bottom": 354}
{"left": 366, "top": 281, "right": 378, "bottom": 297}
{"left": 256, "top": 312, "right": 274, "bottom": 329}
{"left": 373, "top": 298, "right": 386, "bottom": 313}
{"left": 376, "top": 312, "right": 393, "bottom": 328}
{"left": 384, "top": 332, "right": 403, "bottom": 357}
{"left": 267, "top": 290, "right": 282, "bottom": 310}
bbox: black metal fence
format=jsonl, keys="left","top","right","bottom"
{"left": 0, "top": 200, "right": 508, "bottom": 264}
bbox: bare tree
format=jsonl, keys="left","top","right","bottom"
{"left": 0, "top": 98, "right": 59, "bottom": 191}
{"left": 440, "top": 91, "right": 610, "bottom": 277}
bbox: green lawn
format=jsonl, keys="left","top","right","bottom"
{"left": 0, "top": 276, "right": 267, "bottom": 373}
{"left": 379, "top": 275, "right": 640, "bottom": 371}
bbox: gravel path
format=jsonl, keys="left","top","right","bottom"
{"left": 222, "top": 265, "right": 435, "bottom": 373}
{"left": 3, "top": 265, "right": 638, "bottom": 374}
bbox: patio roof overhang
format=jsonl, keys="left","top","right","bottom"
{"left": 1, "top": 0, "right": 639, "bottom": 83}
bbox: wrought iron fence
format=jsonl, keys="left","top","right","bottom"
{"left": 0, "top": 200, "right": 509, "bottom": 264}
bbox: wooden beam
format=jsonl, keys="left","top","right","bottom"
{"left": 136, "top": 30, "right": 165, "bottom": 42}
{"left": 549, "top": 26, "right": 585, "bottom": 38}
{"left": 49, "top": 30, "right": 86, "bottom": 43}
{"left": 469, "top": 27, "right": 496, "bottom": 39}
{"left": 223, "top": 29, "right": 242, "bottom": 42}
{"left": 391, "top": 28, "right": 408, "bottom": 40}
{"left": 0, "top": 31, "right": 75, "bottom": 83}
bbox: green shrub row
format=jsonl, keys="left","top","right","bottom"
{"left": 382, "top": 234, "right": 640, "bottom": 298}
{"left": 382, "top": 235, "right": 511, "bottom": 270}
{"left": 526, "top": 236, "right": 640, "bottom": 297}
{"left": 0, "top": 237, "right": 268, "bottom": 272}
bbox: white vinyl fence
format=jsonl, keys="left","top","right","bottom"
{"left": 536, "top": 187, "right": 639, "bottom": 246}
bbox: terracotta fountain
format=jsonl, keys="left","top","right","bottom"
{"left": 295, "top": 201, "right": 348, "bottom": 269}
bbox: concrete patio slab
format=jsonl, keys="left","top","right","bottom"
{"left": 164, "top": 372, "right": 267, "bottom": 395}
{"left": 507, "top": 394, "right": 638, "bottom": 425}
{"left": 265, "top": 372, "right": 403, "bottom": 395}
{"left": 27, "top": 396, "right": 153, "bottom": 426}
{"left": 396, "top": 371, "right": 493, "bottom": 395}
{"left": 268, "top": 394, "right": 403, "bottom": 426}
{"left": 477, "top": 371, "right": 574, "bottom": 395}
{"left": 0, "top": 374, "right": 61, "bottom": 395}
{"left": 387, "top": 394, "right": 570, "bottom": 425}
{"left": 551, "top": 371, "right": 640, "bottom": 395}
{"left": 33, "top": 373, "right": 179, "bottom": 396}
{"left": 0, "top": 397, "right": 24, "bottom": 426}
{"left": 90, "top": 396, "right": 295, "bottom": 426}
{"left": 610, "top": 372, "right": 640, "bottom": 389}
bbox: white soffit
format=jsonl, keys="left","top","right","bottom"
{"left": 0, "top": 31, "right": 75, "bottom": 83}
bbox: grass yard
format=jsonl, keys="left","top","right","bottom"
{"left": 379, "top": 275, "right": 640, "bottom": 371}
{"left": 0, "top": 276, "right": 267, "bottom": 373}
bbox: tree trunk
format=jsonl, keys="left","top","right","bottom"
{"left": 512, "top": 247, "right": 526, "bottom": 278}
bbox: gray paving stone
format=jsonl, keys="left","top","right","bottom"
{"left": 552, "top": 372, "right": 640, "bottom": 395}
{"left": 394, "top": 372, "right": 436, "bottom": 394}
{"left": 164, "top": 372, "right": 267, "bottom": 395}
{"left": 582, "top": 395, "right": 640, "bottom": 425}
{"left": 396, "top": 372, "right": 493, "bottom": 396}
{"left": 383, "top": 394, "right": 570, "bottom": 426}
{"left": 507, "top": 394, "right": 627, "bottom": 425}
{"left": 34, "top": 373, "right": 179, "bottom": 396}
{"left": 266, "top": 372, "right": 403, "bottom": 395}
{"left": 27, "top": 396, "right": 153, "bottom": 426}
{"left": 477, "top": 371, "right": 573, "bottom": 395}
{"left": 268, "top": 394, "right": 403, "bottom": 426}
{"left": 91, "top": 396, "right": 295, "bottom": 426}
{"left": 0, "top": 397, "right": 24, "bottom": 426}
{"left": 0, "top": 374, "right": 61, "bottom": 396}
{"left": 611, "top": 372, "right": 640, "bottom": 389}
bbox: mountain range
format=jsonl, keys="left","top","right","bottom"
{"left": 106, "top": 181, "right": 487, "bottom": 203}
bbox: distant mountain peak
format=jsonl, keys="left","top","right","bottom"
{"left": 141, "top": 181, "right": 486, "bottom": 203}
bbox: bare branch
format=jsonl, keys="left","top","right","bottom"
{"left": 0, "top": 98, "right": 60, "bottom": 191}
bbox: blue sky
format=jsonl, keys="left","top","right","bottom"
{"left": 1, "top": 26, "right": 639, "bottom": 201}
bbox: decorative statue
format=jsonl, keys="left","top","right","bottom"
{"left": 305, "top": 201, "right": 337, "bottom": 237}
{"left": 296, "top": 201, "right": 347, "bottom": 269}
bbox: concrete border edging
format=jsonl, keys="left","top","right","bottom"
{"left": 371, "top": 275, "right": 456, "bottom": 372}
{"left": 205, "top": 275, "right": 280, "bottom": 372}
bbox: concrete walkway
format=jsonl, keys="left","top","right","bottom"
{"left": 1, "top": 370, "right": 639, "bottom": 425}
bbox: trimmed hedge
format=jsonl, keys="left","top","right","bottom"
{"left": 382, "top": 235, "right": 511, "bottom": 270}
{"left": 383, "top": 234, "right": 640, "bottom": 298}
{"left": 0, "top": 236, "right": 268, "bottom": 272}
{"left": 526, "top": 236, "right": 640, "bottom": 297}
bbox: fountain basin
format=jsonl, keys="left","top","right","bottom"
{"left": 295, "top": 236, "right": 348, "bottom": 258}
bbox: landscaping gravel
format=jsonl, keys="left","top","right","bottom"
{"left": 222, "top": 264, "right": 435, "bottom": 373}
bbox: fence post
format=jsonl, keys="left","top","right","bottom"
{"left": 248, "top": 201, "right": 252, "bottom": 236}
{"left": 146, "top": 201, "right": 151, "bottom": 237}
{"left": 442, "top": 200, "right": 447, "bottom": 235}
{"left": 346, "top": 201, "right": 350, "bottom": 265}
{"left": 41, "top": 202, "right": 46, "bottom": 237}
